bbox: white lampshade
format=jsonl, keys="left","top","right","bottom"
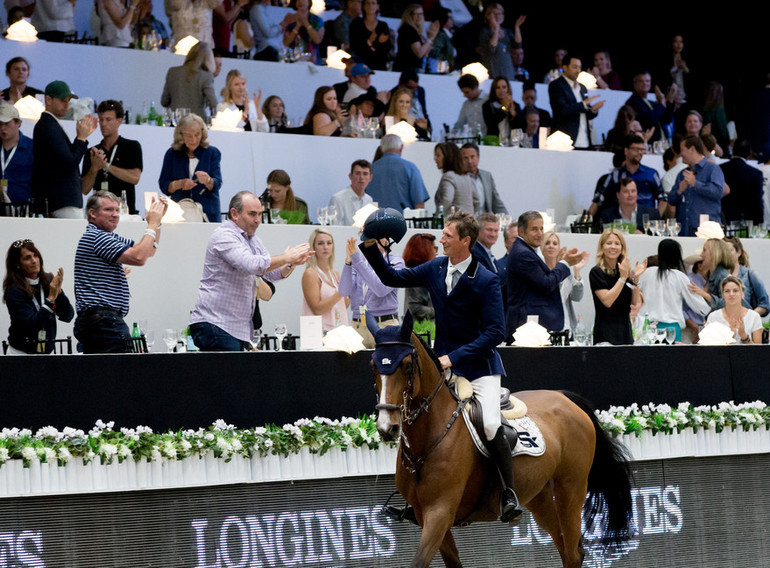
{"left": 210, "top": 107, "right": 244, "bottom": 132}
{"left": 577, "top": 71, "right": 598, "bottom": 90}
{"left": 326, "top": 49, "right": 352, "bottom": 70}
{"left": 461, "top": 62, "right": 489, "bottom": 84}
{"left": 14, "top": 95, "right": 44, "bottom": 120}
{"left": 5, "top": 19, "right": 38, "bottom": 42}
{"left": 352, "top": 203, "right": 380, "bottom": 229}
{"left": 310, "top": 0, "right": 326, "bottom": 15}
{"left": 387, "top": 121, "right": 418, "bottom": 145}
{"left": 543, "top": 130, "right": 573, "bottom": 152}
{"left": 174, "top": 36, "right": 199, "bottom": 56}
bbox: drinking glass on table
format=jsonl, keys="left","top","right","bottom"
{"left": 665, "top": 327, "right": 675, "bottom": 345}
{"left": 317, "top": 206, "right": 328, "bottom": 225}
{"left": 655, "top": 326, "right": 666, "bottom": 345}
{"left": 252, "top": 328, "right": 263, "bottom": 351}
{"left": 327, "top": 205, "right": 338, "bottom": 226}
{"left": 642, "top": 214, "right": 651, "bottom": 235}
{"left": 275, "top": 323, "right": 287, "bottom": 351}
{"left": 163, "top": 329, "right": 176, "bottom": 353}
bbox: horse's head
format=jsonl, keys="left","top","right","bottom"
{"left": 370, "top": 311, "right": 417, "bottom": 442}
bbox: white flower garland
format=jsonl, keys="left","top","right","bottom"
{"left": 1, "top": 401, "right": 768, "bottom": 468}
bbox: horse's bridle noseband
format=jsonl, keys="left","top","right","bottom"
{"left": 374, "top": 339, "right": 464, "bottom": 475}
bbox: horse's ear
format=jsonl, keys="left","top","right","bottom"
{"left": 401, "top": 311, "right": 414, "bottom": 341}
{"left": 365, "top": 311, "right": 380, "bottom": 338}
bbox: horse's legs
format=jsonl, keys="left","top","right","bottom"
{"left": 410, "top": 505, "right": 458, "bottom": 568}
{"left": 438, "top": 530, "right": 462, "bottom": 568}
{"left": 553, "top": 479, "right": 589, "bottom": 568}
{"left": 527, "top": 483, "right": 568, "bottom": 563}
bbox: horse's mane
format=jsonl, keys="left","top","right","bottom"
{"left": 412, "top": 333, "right": 443, "bottom": 377}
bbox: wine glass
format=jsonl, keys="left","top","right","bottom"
{"left": 327, "top": 205, "right": 338, "bottom": 226}
{"left": 317, "top": 206, "right": 328, "bottom": 225}
{"left": 510, "top": 129, "right": 523, "bottom": 148}
{"left": 645, "top": 322, "right": 657, "bottom": 344}
{"left": 252, "top": 328, "right": 263, "bottom": 351}
{"left": 655, "top": 326, "right": 666, "bottom": 345}
{"left": 162, "top": 329, "right": 176, "bottom": 353}
{"left": 665, "top": 327, "right": 675, "bottom": 345}
{"left": 145, "top": 330, "right": 155, "bottom": 352}
{"left": 275, "top": 323, "right": 287, "bottom": 352}
{"left": 642, "top": 214, "right": 651, "bottom": 235}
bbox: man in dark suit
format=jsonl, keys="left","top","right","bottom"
{"left": 31, "top": 81, "right": 97, "bottom": 218}
{"left": 720, "top": 138, "right": 764, "bottom": 224}
{"left": 548, "top": 53, "right": 603, "bottom": 148}
{"left": 507, "top": 211, "right": 588, "bottom": 335}
{"left": 625, "top": 70, "right": 676, "bottom": 143}
{"left": 471, "top": 212, "right": 500, "bottom": 274}
{"left": 361, "top": 210, "right": 522, "bottom": 523}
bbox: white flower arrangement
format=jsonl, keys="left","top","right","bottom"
{"left": 0, "top": 402, "right": 767, "bottom": 469}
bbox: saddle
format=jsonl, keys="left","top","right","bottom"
{"left": 448, "top": 376, "right": 545, "bottom": 459}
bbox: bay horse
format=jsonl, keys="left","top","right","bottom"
{"left": 370, "top": 315, "right": 633, "bottom": 568}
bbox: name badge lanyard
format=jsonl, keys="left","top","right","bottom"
{"left": 0, "top": 144, "right": 18, "bottom": 195}
{"left": 101, "top": 144, "right": 119, "bottom": 191}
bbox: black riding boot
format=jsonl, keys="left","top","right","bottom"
{"left": 488, "top": 426, "right": 523, "bottom": 523}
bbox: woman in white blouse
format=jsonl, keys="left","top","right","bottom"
{"left": 706, "top": 275, "right": 763, "bottom": 344}
{"left": 637, "top": 239, "right": 710, "bottom": 342}
{"left": 216, "top": 69, "right": 268, "bottom": 132}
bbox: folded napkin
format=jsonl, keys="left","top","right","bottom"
{"left": 697, "top": 321, "right": 735, "bottom": 345}
{"left": 174, "top": 35, "right": 199, "bottom": 56}
{"left": 322, "top": 325, "right": 366, "bottom": 354}
{"left": 512, "top": 321, "right": 551, "bottom": 347}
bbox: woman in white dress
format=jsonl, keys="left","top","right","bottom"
{"left": 301, "top": 229, "right": 349, "bottom": 332}
{"left": 706, "top": 275, "right": 762, "bottom": 344}
{"left": 541, "top": 231, "right": 587, "bottom": 335}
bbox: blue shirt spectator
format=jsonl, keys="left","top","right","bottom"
{"left": 668, "top": 152, "right": 724, "bottom": 237}
{"left": 1, "top": 127, "right": 34, "bottom": 203}
{"left": 365, "top": 135, "right": 429, "bottom": 213}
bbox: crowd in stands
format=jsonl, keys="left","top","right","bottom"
{"left": 2, "top": 2, "right": 770, "bottom": 355}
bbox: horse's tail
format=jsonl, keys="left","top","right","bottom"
{"left": 560, "top": 390, "right": 634, "bottom": 550}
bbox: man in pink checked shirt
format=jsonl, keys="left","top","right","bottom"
{"left": 189, "top": 191, "right": 314, "bottom": 351}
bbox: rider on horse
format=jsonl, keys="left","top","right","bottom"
{"left": 360, "top": 208, "right": 523, "bottom": 524}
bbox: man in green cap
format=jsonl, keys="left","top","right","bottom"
{"left": 31, "top": 80, "right": 97, "bottom": 218}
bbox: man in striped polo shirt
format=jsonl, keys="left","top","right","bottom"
{"left": 73, "top": 190, "right": 167, "bottom": 353}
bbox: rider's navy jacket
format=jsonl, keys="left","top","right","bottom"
{"left": 361, "top": 244, "right": 506, "bottom": 380}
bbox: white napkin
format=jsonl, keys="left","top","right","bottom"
{"left": 543, "top": 131, "right": 574, "bottom": 152}
{"left": 697, "top": 321, "right": 735, "bottom": 345}
{"left": 352, "top": 203, "right": 380, "bottom": 229}
{"left": 14, "top": 95, "right": 44, "bottom": 120}
{"left": 322, "top": 325, "right": 366, "bottom": 354}
{"left": 695, "top": 221, "right": 725, "bottom": 240}
{"left": 210, "top": 107, "right": 244, "bottom": 132}
{"left": 512, "top": 321, "right": 551, "bottom": 347}
{"left": 5, "top": 19, "right": 38, "bottom": 42}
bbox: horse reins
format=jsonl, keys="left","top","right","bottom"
{"left": 374, "top": 340, "right": 467, "bottom": 475}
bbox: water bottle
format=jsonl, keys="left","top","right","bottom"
{"left": 119, "top": 191, "right": 129, "bottom": 215}
{"left": 436, "top": 205, "right": 444, "bottom": 229}
{"left": 131, "top": 322, "right": 140, "bottom": 338}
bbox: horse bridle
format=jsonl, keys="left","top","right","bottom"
{"left": 374, "top": 340, "right": 465, "bottom": 475}
{"left": 374, "top": 340, "right": 441, "bottom": 426}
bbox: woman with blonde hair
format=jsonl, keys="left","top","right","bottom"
{"left": 264, "top": 169, "right": 309, "bottom": 224}
{"left": 711, "top": 236, "right": 770, "bottom": 316}
{"left": 394, "top": 3, "right": 439, "bottom": 72}
{"left": 158, "top": 113, "right": 222, "bottom": 222}
{"left": 302, "top": 229, "right": 349, "bottom": 332}
{"left": 160, "top": 41, "right": 218, "bottom": 119}
{"left": 216, "top": 69, "right": 267, "bottom": 132}
{"left": 384, "top": 87, "right": 429, "bottom": 140}
{"left": 541, "top": 231, "right": 587, "bottom": 335}
{"left": 589, "top": 228, "right": 644, "bottom": 344}
{"left": 706, "top": 275, "right": 763, "bottom": 344}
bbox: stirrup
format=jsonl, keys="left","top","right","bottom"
{"left": 380, "top": 491, "right": 418, "bottom": 525}
{"left": 500, "top": 488, "right": 523, "bottom": 525}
